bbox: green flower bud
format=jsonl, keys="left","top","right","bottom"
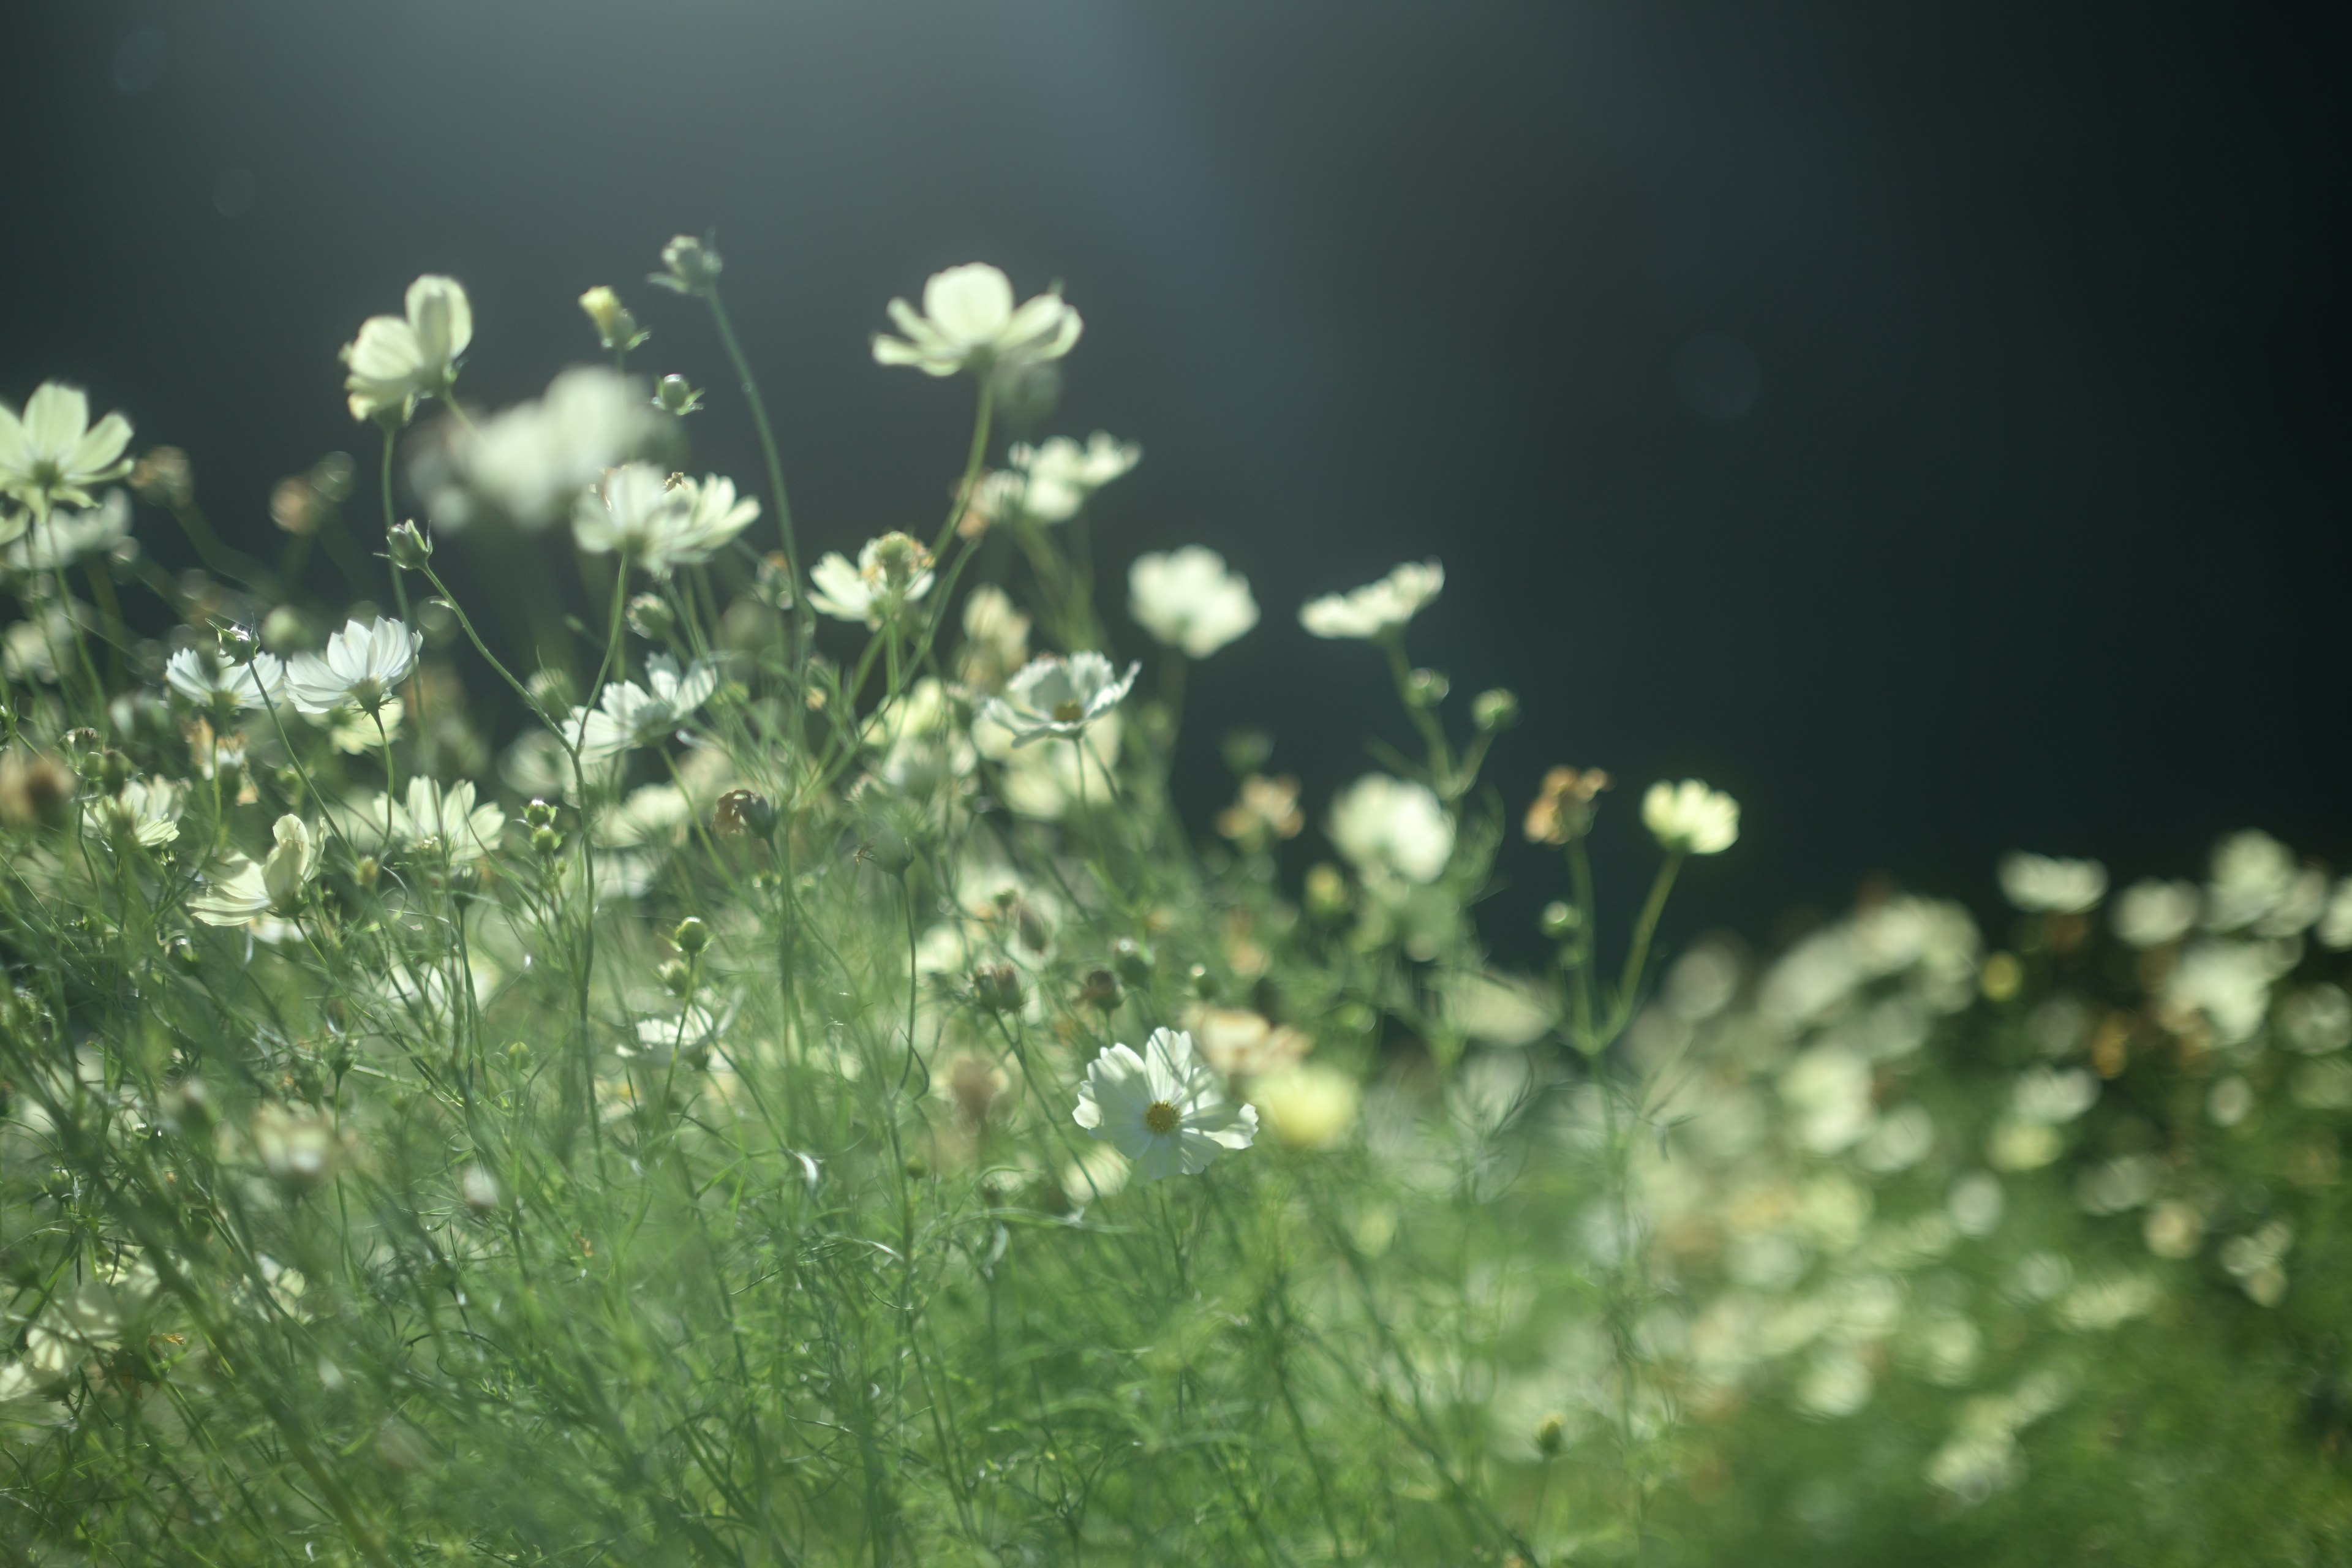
{"left": 1080, "top": 968, "right": 1123, "bottom": 1011}
{"left": 973, "top": 963, "right": 1024, "bottom": 1014}
{"left": 1406, "top": 668, "right": 1450, "bottom": 708}
{"left": 1540, "top": 900, "right": 1580, "bottom": 939}
{"left": 1111, "top": 937, "right": 1153, "bottom": 987}
{"left": 659, "top": 959, "right": 692, "bottom": 997}
{"left": 627, "top": 593, "right": 673, "bottom": 640}
{"left": 652, "top": 235, "right": 723, "bottom": 295}
{"left": 578, "top": 286, "right": 645, "bottom": 351}
{"left": 672, "top": 916, "right": 710, "bottom": 958}
{"left": 1472, "top": 687, "right": 1519, "bottom": 732}
{"left": 386, "top": 519, "right": 432, "bottom": 571}
{"left": 530, "top": 826, "right": 563, "bottom": 856}
{"left": 524, "top": 799, "right": 558, "bottom": 829}
{"left": 715, "top": 788, "right": 778, "bottom": 840}
{"left": 654, "top": 374, "right": 705, "bottom": 416}
{"left": 1535, "top": 1412, "right": 1567, "bottom": 1458}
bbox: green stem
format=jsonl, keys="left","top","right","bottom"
{"left": 703, "top": 284, "right": 801, "bottom": 638}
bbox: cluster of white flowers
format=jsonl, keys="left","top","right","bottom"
{"left": 1300, "top": 560, "right": 1444, "bottom": 639}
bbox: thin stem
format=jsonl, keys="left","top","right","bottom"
{"left": 703, "top": 284, "right": 801, "bottom": 639}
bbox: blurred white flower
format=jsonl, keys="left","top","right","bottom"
{"left": 428, "top": 367, "right": 667, "bottom": 531}
{"left": 1128, "top": 546, "right": 1259, "bottom": 658}
{"left": 1248, "top": 1064, "right": 1360, "bottom": 1151}
{"left": 0, "top": 383, "right": 135, "bottom": 533}
{"left": 89, "top": 778, "right": 184, "bottom": 848}
{"left": 2320, "top": 878, "right": 2352, "bottom": 951}
{"left": 3, "top": 489, "right": 129, "bottom": 568}
{"left": 1329, "top": 774, "right": 1453, "bottom": 884}
{"left": 1997, "top": 852, "right": 2107, "bottom": 914}
{"left": 809, "top": 532, "right": 936, "bottom": 627}
{"left": 562, "top": 654, "right": 718, "bottom": 760}
{"left": 2206, "top": 829, "right": 2324, "bottom": 935}
{"left": 872, "top": 263, "right": 1082, "bottom": 378}
{"left": 957, "top": 584, "right": 1031, "bottom": 689}
{"left": 1642, "top": 778, "right": 1740, "bottom": 856}
{"left": 2111, "top": 878, "right": 2198, "bottom": 946}
{"left": 166, "top": 647, "right": 287, "bottom": 713}
{"left": 1073, "top": 1027, "right": 1257, "bottom": 1181}
{"left": 287, "top": 617, "right": 420, "bottom": 717}
{"left": 2165, "top": 939, "right": 2289, "bottom": 1046}
{"left": 1005, "top": 431, "right": 1139, "bottom": 521}
{"left": 251, "top": 1102, "right": 340, "bottom": 1186}
{"left": 192, "top": 815, "right": 320, "bottom": 925}
{"left": 1298, "top": 559, "right": 1444, "bottom": 639}
{"left": 341, "top": 274, "right": 472, "bottom": 424}
{"left": 981, "top": 652, "right": 1139, "bottom": 746}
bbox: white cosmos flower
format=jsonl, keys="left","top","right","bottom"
{"left": 1329, "top": 774, "right": 1455, "bottom": 884}
{"left": 1997, "top": 852, "right": 2108, "bottom": 914}
{"left": 2113, "top": 878, "right": 2200, "bottom": 946}
{"left": 1005, "top": 432, "right": 1140, "bottom": 522}
{"left": 1642, "top": 778, "right": 1741, "bottom": 856}
{"left": 3, "top": 489, "right": 129, "bottom": 568}
{"left": 340, "top": 777, "right": 505, "bottom": 859}
{"left": 1128, "top": 546, "right": 1259, "bottom": 658}
{"left": 286, "top": 617, "right": 420, "bottom": 716}
{"left": 192, "top": 815, "right": 320, "bottom": 925}
{"left": 0, "top": 383, "right": 135, "bottom": 532}
{"left": 571, "top": 463, "right": 760, "bottom": 577}
{"left": 808, "top": 532, "right": 936, "bottom": 627}
{"left": 88, "top": 778, "right": 184, "bottom": 848}
{"left": 165, "top": 647, "right": 287, "bottom": 714}
{"left": 562, "top": 653, "right": 717, "bottom": 760}
{"left": 981, "top": 652, "right": 1139, "bottom": 746}
{"left": 1298, "top": 559, "right": 1444, "bottom": 640}
{"left": 1073, "top": 1027, "right": 1257, "bottom": 1182}
{"left": 341, "top": 274, "right": 472, "bottom": 424}
{"left": 429, "top": 366, "right": 666, "bottom": 532}
{"left": 872, "top": 263, "right": 1083, "bottom": 378}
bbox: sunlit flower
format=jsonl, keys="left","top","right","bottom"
{"left": 562, "top": 653, "right": 717, "bottom": 761}
{"left": 809, "top": 532, "right": 936, "bottom": 627}
{"left": 3, "top": 489, "right": 129, "bottom": 569}
{"left": 2111, "top": 878, "right": 2199, "bottom": 946}
{"left": 1329, "top": 774, "right": 1454, "bottom": 884}
{"left": 572, "top": 463, "right": 761, "bottom": 577}
{"left": 192, "top": 815, "right": 320, "bottom": 925}
{"left": 287, "top": 617, "right": 419, "bottom": 717}
{"left": 392, "top": 777, "right": 505, "bottom": 859}
{"left": 1073, "top": 1027, "right": 1257, "bottom": 1181}
{"left": 872, "top": 263, "right": 1082, "bottom": 378}
{"left": 341, "top": 274, "right": 472, "bottom": 424}
{"left": 1525, "top": 766, "right": 1612, "bottom": 846}
{"left": 1642, "top": 779, "right": 1740, "bottom": 856}
{"left": 981, "top": 652, "right": 1139, "bottom": 747}
{"left": 2206, "top": 829, "right": 2324, "bottom": 936}
{"left": 1248, "top": 1064, "right": 1360, "bottom": 1150}
{"left": 0, "top": 383, "right": 135, "bottom": 533}
{"left": 88, "top": 777, "right": 184, "bottom": 848}
{"left": 424, "top": 367, "right": 666, "bottom": 532}
{"left": 669, "top": 472, "right": 761, "bottom": 559}
{"left": 1128, "top": 546, "right": 1259, "bottom": 658}
{"left": 1997, "top": 852, "right": 2106, "bottom": 914}
{"left": 1006, "top": 431, "right": 1140, "bottom": 522}
{"left": 2164, "top": 939, "right": 2288, "bottom": 1045}
{"left": 165, "top": 647, "right": 287, "bottom": 714}
{"left": 1298, "top": 560, "right": 1444, "bottom": 640}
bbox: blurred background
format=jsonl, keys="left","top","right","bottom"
{"left": 6, "top": 0, "right": 2345, "bottom": 955}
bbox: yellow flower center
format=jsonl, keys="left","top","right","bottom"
{"left": 1053, "top": 699, "right": 1085, "bottom": 723}
{"left": 1144, "top": 1101, "right": 1181, "bottom": 1136}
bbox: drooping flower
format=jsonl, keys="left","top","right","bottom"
{"left": 286, "top": 618, "right": 420, "bottom": 716}
{"left": 561, "top": 653, "right": 718, "bottom": 761}
{"left": 1997, "top": 852, "right": 2107, "bottom": 914}
{"left": 1329, "top": 774, "right": 1455, "bottom": 884}
{"left": 808, "top": 532, "right": 936, "bottom": 627}
{"left": 88, "top": 778, "right": 184, "bottom": 848}
{"left": 191, "top": 815, "right": 320, "bottom": 925}
{"left": 1299, "top": 560, "right": 1444, "bottom": 640}
{"left": 0, "top": 383, "right": 135, "bottom": 532}
{"left": 981, "top": 652, "right": 1139, "bottom": 747}
{"left": 1642, "top": 778, "right": 1741, "bottom": 856}
{"left": 1128, "top": 546, "right": 1259, "bottom": 658}
{"left": 2, "top": 489, "right": 130, "bottom": 569}
{"left": 341, "top": 275, "right": 472, "bottom": 424}
{"left": 165, "top": 647, "right": 287, "bottom": 715}
{"left": 871, "top": 263, "right": 1082, "bottom": 378}
{"left": 1072, "top": 1027, "right": 1257, "bottom": 1182}
{"left": 1005, "top": 432, "right": 1140, "bottom": 522}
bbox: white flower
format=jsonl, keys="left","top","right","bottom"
{"left": 3, "top": 489, "right": 129, "bottom": 568}
{"left": 981, "top": 652, "right": 1139, "bottom": 746}
{"left": 192, "top": 815, "right": 319, "bottom": 925}
{"left": 1298, "top": 560, "right": 1444, "bottom": 640}
{"left": 0, "top": 383, "right": 134, "bottom": 532}
{"left": 341, "top": 274, "right": 472, "bottom": 424}
{"left": 668, "top": 473, "right": 761, "bottom": 560}
{"left": 286, "top": 618, "right": 420, "bottom": 716}
{"left": 1073, "top": 1027, "right": 1257, "bottom": 1182}
{"left": 808, "top": 532, "right": 937, "bottom": 627}
{"left": 1128, "top": 546, "right": 1259, "bottom": 658}
{"left": 428, "top": 366, "right": 666, "bottom": 532}
{"left": 89, "top": 778, "right": 184, "bottom": 848}
{"left": 1005, "top": 431, "right": 1140, "bottom": 522}
{"left": 165, "top": 647, "right": 287, "bottom": 713}
{"left": 1997, "top": 852, "right": 2107, "bottom": 914}
{"left": 1248, "top": 1065, "right": 1360, "bottom": 1151}
{"left": 341, "top": 776, "right": 507, "bottom": 859}
{"left": 562, "top": 654, "right": 717, "bottom": 760}
{"left": 872, "top": 262, "right": 1083, "bottom": 378}
{"left": 2206, "top": 829, "right": 2324, "bottom": 935}
{"left": 1329, "top": 774, "right": 1454, "bottom": 883}
{"left": 2112, "top": 878, "right": 2199, "bottom": 947}
{"left": 1642, "top": 779, "right": 1740, "bottom": 856}
{"left": 572, "top": 463, "right": 760, "bottom": 577}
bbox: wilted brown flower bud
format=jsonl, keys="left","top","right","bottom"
{"left": 1524, "top": 766, "right": 1613, "bottom": 846}
{"left": 129, "top": 447, "right": 194, "bottom": 508}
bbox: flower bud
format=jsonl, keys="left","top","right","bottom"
{"left": 672, "top": 916, "right": 710, "bottom": 958}
{"left": 1534, "top": 1413, "right": 1568, "bottom": 1458}
{"left": 626, "top": 593, "right": 673, "bottom": 640}
{"left": 1079, "top": 968, "right": 1122, "bottom": 1011}
{"left": 523, "top": 798, "right": 558, "bottom": 829}
{"left": 1305, "top": 863, "right": 1350, "bottom": 921}
{"left": 530, "top": 826, "right": 563, "bottom": 857}
{"left": 1472, "top": 687, "right": 1519, "bottom": 732}
{"left": 354, "top": 855, "right": 380, "bottom": 889}
{"left": 654, "top": 374, "right": 705, "bottom": 416}
{"left": 386, "top": 519, "right": 432, "bottom": 572}
{"left": 578, "top": 286, "right": 643, "bottom": 350}
{"left": 527, "top": 667, "right": 576, "bottom": 714}
{"left": 97, "top": 748, "right": 132, "bottom": 792}
{"left": 1540, "top": 900, "right": 1580, "bottom": 940}
{"left": 659, "top": 959, "right": 693, "bottom": 997}
{"left": 652, "top": 235, "right": 723, "bottom": 295}
{"left": 714, "top": 787, "right": 778, "bottom": 840}
{"left": 1406, "top": 668, "right": 1450, "bottom": 707}
{"left": 1187, "top": 963, "right": 1216, "bottom": 1000}
{"left": 1111, "top": 937, "right": 1153, "bottom": 987}
{"left": 973, "top": 962, "right": 1024, "bottom": 1014}
{"left": 868, "top": 531, "right": 934, "bottom": 592}
{"left": 216, "top": 622, "right": 260, "bottom": 665}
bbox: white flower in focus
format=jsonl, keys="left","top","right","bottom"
{"left": 89, "top": 778, "right": 184, "bottom": 848}
{"left": 395, "top": 777, "right": 505, "bottom": 859}
{"left": 286, "top": 617, "right": 420, "bottom": 717}
{"left": 1006, "top": 431, "right": 1140, "bottom": 521}
{"left": 1642, "top": 779, "right": 1740, "bottom": 856}
{"left": 1073, "top": 1027, "right": 1257, "bottom": 1182}
{"left": 980, "top": 652, "right": 1139, "bottom": 746}
{"left": 872, "top": 263, "right": 1082, "bottom": 378}
{"left": 1298, "top": 560, "right": 1444, "bottom": 640}
{"left": 668, "top": 473, "right": 761, "bottom": 560}
{"left": 166, "top": 647, "right": 287, "bottom": 713}
{"left": 808, "top": 532, "right": 937, "bottom": 627}
{"left": 1997, "top": 852, "right": 2107, "bottom": 914}
{"left": 1329, "top": 774, "right": 1454, "bottom": 884}
{"left": 341, "top": 274, "right": 472, "bottom": 424}
{"left": 0, "top": 384, "right": 135, "bottom": 533}
{"left": 1128, "top": 546, "right": 1259, "bottom": 658}
{"left": 2112, "top": 878, "right": 2199, "bottom": 947}
{"left": 192, "top": 815, "right": 320, "bottom": 925}
{"left": 562, "top": 654, "right": 717, "bottom": 761}
{"left": 3, "top": 489, "right": 129, "bottom": 568}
